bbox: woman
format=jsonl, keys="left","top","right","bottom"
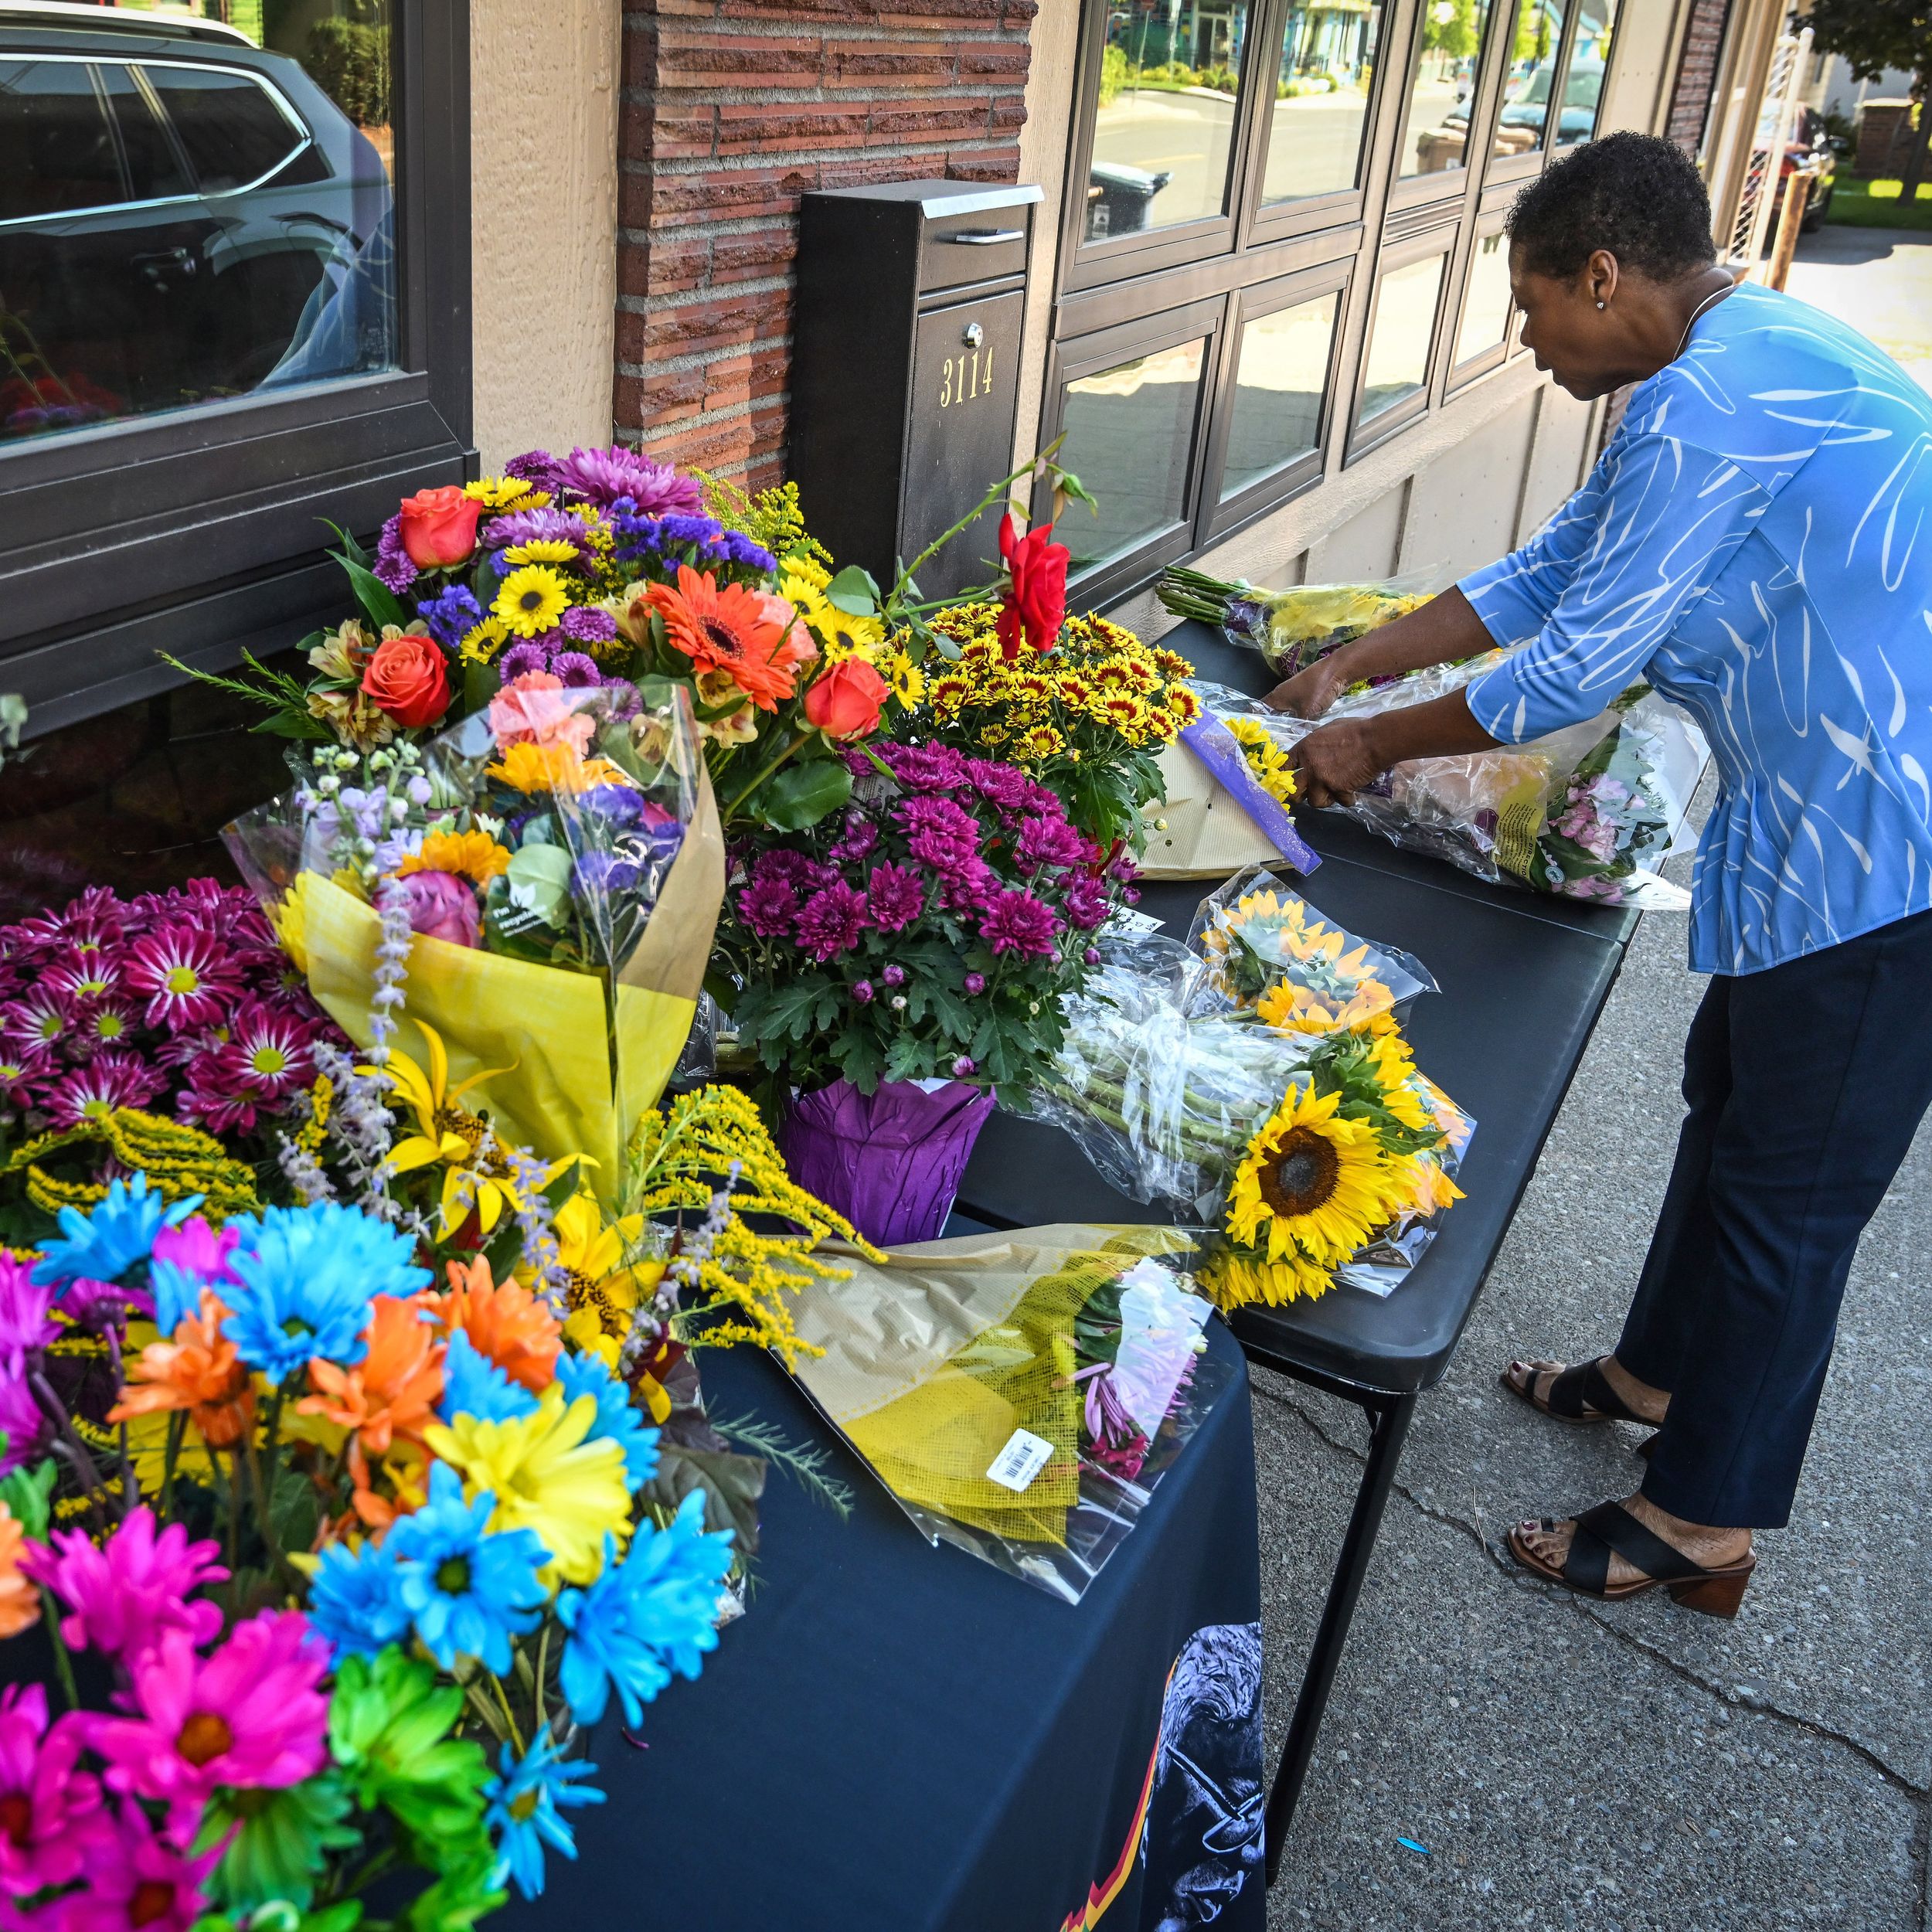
{"left": 1270, "top": 132, "right": 1932, "bottom": 1617}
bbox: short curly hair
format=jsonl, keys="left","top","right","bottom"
{"left": 1506, "top": 131, "right": 1716, "bottom": 281}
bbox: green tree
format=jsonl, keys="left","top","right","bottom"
{"left": 1423, "top": 0, "right": 1479, "bottom": 63}
{"left": 1807, "top": 0, "right": 1932, "bottom": 197}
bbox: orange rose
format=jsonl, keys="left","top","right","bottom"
{"left": 803, "top": 658, "right": 888, "bottom": 741}
{"left": 397, "top": 485, "right": 481, "bottom": 567}
{"left": 361, "top": 628, "right": 451, "bottom": 728}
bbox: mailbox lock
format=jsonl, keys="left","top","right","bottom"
{"left": 962, "top": 321, "right": 984, "bottom": 349}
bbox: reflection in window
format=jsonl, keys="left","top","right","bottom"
{"left": 1262, "top": 2, "right": 1382, "bottom": 204}
{"left": 1223, "top": 294, "right": 1338, "bottom": 498}
{"left": 1396, "top": 0, "right": 1495, "bottom": 177}
{"left": 1060, "top": 339, "right": 1208, "bottom": 568}
{"left": 1359, "top": 254, "right": 1446, "bottom": 424}
{"left": 1089, "top": 0, "right": 1250, "bottom": 240}
{"left": 1455, "top": 230, "right": 1512, "bottom": 365}
{"left": 0, "top": 3, "right": 397, "bottom": 444}
{"left": 1556, "top": 0, "right": 1616, "bottom": 145}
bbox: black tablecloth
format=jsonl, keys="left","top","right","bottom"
{"left": 505, "top": 1325, "right": 1266, "bottom": 1932}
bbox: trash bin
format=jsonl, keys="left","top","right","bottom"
{"left": 1085, "top": 161, "right": 1172, "bottom": 240}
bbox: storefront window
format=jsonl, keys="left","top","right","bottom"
{"left": 1261, "top": 1, "right": 1381, "bottom": 204}
{"left": 1222, "top": 294, "right": 1338, "bottom": 496}
{"left": 1493, "top": 0, "right": 1563, "bottom": 154}
{"left": 1396, "top": 0, "right": 1495, "bottom": 178}
{"left": 1089, "top": 0, "right": 1251, "bottom": 239}
{"left": 1454, "top": 227, "right": 1512, "bottom": 365}
{"left": 1059, "top": 338, "right": 1208, "bottom": 569}
{"left": 0, "top": 2, "right": 396, "bottom": 444}
{"left": 1556, "top": 0, "right": 1616, "bottom": 146}
{"left": 1359, "top": 252, "right": 1446, "bottom": 423}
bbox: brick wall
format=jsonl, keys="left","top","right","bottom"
{"left": 1664, "top": 0, "right": 1733, "bottom": 155}
{"left": 614, "top": 0, "right": 1039, "bottom": 488}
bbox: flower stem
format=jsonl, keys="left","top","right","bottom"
{"left": 489, "top": 1671, "right": 526, "bottom": 1756}
{"left": 158, "top": 1412, "right": 185, "bottom": 1524}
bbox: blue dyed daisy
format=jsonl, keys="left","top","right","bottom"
{"left": 221, "top": 1201, "right": 430, "bottom": 1380}
{"left": 30, "top": 1175, "right": 199, "bottom": 1292}
{"left": 439, "top": 1330, "right": 539, "bottom": 1426}
{"left": 554, "top": 1351, "right": 658, "bottom": 1489}
{"left": 304, "top": 1537, "right": 412, "bottom": 1665}
{"left": 554, "top": 1488, "right": 733, "bottom": 1728}
{"left": 388, "top": 1460, "right": 547, "bottom": 1674}
{"left": 483, "top": 1727, "right": 605, "bottom": 1900}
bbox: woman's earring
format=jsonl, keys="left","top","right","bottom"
{"left": 1596, "top": 300, "right": 1607, "bottom": 310}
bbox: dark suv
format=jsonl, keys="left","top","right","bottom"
{"left": 0, "top": 2, "right": 393, "bottom": 440}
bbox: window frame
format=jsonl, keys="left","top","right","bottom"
{"left": 0, "top": 0, "right": 471, "bottom": 738}
{"left": 1445, "top": 198, "right": 1515, "bottom": 389}
{"left": 1382, "top": 0, "right": 1512, "bottom": 215}
{"left": 1035, "top": 294, "right": 1229, "bottom": 610}
{"left": 1344, "top": 221, "right": 1457, "bottom": 458}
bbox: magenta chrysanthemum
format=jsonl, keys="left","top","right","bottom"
{"left": 0, "top": 1254, "right": 57, "bottom": 1378}
{"left": 43, "top": 1051, "right": 166, "bottom": 1131}
{"left": 2, "top": 988, "right": 76, "bottom": 1053}
{"left": 863, "top": 862, "right": 927, "bottom": 933}
{"left": 962, "top": 757, "right": 1034, "bottom": 817}
{"left": 897, "top": 794, "right": 981, "bottom": 877}
{"left": 83, "top": 1611, "right": 328, "bottom": 1825}
{"left": 1015, "top": 814, "right": 1088, "bottom": 873}
{"left": 122, "top": 925, "right": 241, "bottom": 1032}
{"left": 793, "top": 882, "right": 869, "bottom": 961}
{"left": 1062, "top": 872, "right": 1110, "bottom": 930}
{"left": 77, "top": 1799, "right": 226, "bottom": 1932}
{"left": 736, "top": 876, "right": 801, "bottom": 939}
{"left": 979, "top": 889, "right": 1061, "bottom": 959}
{"left": 0, "top": 1685, "right": 107, "bottom": 1896}
{"left": 879, "top": 743, "right": 968, "bottom": 794}
{"left": 557, "top": 444, "right": 702, "bottom": 515}
{"left": 26, "top": 1509, "right": 227, "bottom": 1664}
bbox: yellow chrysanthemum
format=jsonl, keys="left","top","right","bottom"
{"left": 398, "top": 829, "right": 511, "bottom": 888}
{"left": 927, "top": 673, "right": 971, "bottom": 715}
{"left": 423, "top": 1383, "right": 631, "bottom": 1585}
{"left": 1226, "top": 716, "right": 1298, "bottom": 808}
{"left": 1200, "top": 1243, "right": 1334, "bottom": 1311}
{"left": 1016, "top": 723, "right": 1064, "bottom": 760}
{"left": 493, "top": 565, "right": 571, "bottom": 639}
{"left": 464, "top": 475, "right": 544, "bottom": 509}
{"left": 1226, "top": 1083, "right": 1402, "bottom": 1267}
{"left": 488, "top": 742, "right": 631, "bottom": 795}
{"left": 501, "top": 539, "right": 580, "bottom": 567}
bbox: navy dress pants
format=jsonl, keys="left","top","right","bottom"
{"left": 1619, "top": 908, "right": 1932, "bottom": 1529}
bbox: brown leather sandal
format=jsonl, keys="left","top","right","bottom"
{"left": 1502, "top": 1356, "right": 1662, "bottom": 1460}
{"left": 1507, "top": 1500, "right": 1755, "bottom": 1618}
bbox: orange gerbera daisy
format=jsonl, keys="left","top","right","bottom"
{"left": 432, "top": 1255, "right": 560, "bottom": 1393}
{"left": 299, "top": 1294, "right": 446, "bottom": 1458}
{"left": 109, "top": 1290, "right": 255, "bottom": 1449}
{"left": 645, "top": 566, "right": 808, "bottom": 712}
{"left": 0, "top": 1506, "right": 39, "bottom": 1639}
{"left": 345, "top": 1437, "right": 429, "bottom": 1536}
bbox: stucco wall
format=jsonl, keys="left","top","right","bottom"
{"left": 470, "top": 0, "right": 621, "bottom": 471}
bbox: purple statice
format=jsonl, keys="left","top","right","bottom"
{"left": 560, "top": 445, "right": 702, "bottom": 515}
{"left": 896, "top": 795, "right": 981, "bottom": 877}
{"left": 828, "top": 813, "right": 879, "bottom": 866}
{"left": 560, "top": 604, "right": 619, "bottom": 648}
{"left": 881, "top": 743, "right": 968, "bottom": 794}
{"left": 736, "top": 875, "right": 801, "bottom": 940}
{"left": 1015, "top": 814, "right": 1088, "bottom": 874}
{"left": 372, "top": 514, "right": 418, "bottom": 594}
{"left": 1062, "top": 872, "right": 1110, "bottom": 930}
{"left": 862, "top": 862, "right": 926, "bottom": 934}
{"left": 578, "top": 785, "right": 643, "bottom": 828}
{"left": 504, "top": 447, "right": 568, "bottom": 493}
{"left": 793, "top": 882, "right": 869, "bottom": 962}
{"left": 979, "top": 889, "right": 1061, "bottom": 960}
{"left": 481, "top": 506, "right": 587, "bottom": 552}
{"left": 417, "top": 583, "right": 484, "bottom": 650}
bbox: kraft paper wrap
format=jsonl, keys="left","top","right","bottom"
{"left": 789, "top": 1223, "right": 1196, "bottom": 1546}
{"left": 281, "top": 767, "right": 725, "bottom": 1206}
{"left": 1138, "top": 739, "right": 1289, "bottom": 879}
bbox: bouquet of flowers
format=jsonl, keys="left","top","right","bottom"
{"left": 1192, "top": 667, "right": 1706, "bottom": 910}
{"left": 1156, "top": 566, "right": 1434, "bottom": 679}
{"left": 912, "top": 605, "right": 1199, "bottom": 854}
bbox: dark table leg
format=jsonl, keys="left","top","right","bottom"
{"left": 1261, "top": 1386, "right": 1417, "bottom": 1886}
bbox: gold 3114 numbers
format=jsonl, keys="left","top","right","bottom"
{"left": 939, "top": 345, "right": 994, "bottom": 408}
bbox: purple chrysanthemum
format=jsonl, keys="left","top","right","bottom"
{"left": 736, "top": 876, "right": 801, "bottom": 939}
{"left": 828, "top": 813, "right": 879, "bottom": 866}
{"left": 961, "top": 758, "right": 1035, "bottom": 818}
{"left": 1063, "top": 873, "right": 1110, "bottom": 930}
{"left": 372, "top": 514, "right": 418, "bottom": 594}
{"left": 498, "top": 639, "right": 554, "bottom": 682}
{"left": 504, "top": 447, "right": 568, "bottom": 492}
{"left": 863, "top": 862, "right": 926, "bottom": 934}
{"left": 897, "top": 795, "right": 981, "bottom": 877}
{"left": 481, "top": 507, "right": 586, "bottom": 552}
{"left": 559, "top": 445, "right": 702, "bottom": 515}
{"left": 1015, "top": 815, "right": 1088, "bottom": 873}
{"left": 552, "top": 651, "right": 604, "bottom": 689}
{"left": 756, "top": 850, "right": 837, "bottom": 898}
{"left": 979, "top": 889, "right": 1061, "bottom": 960}
{"left": 43, "top": 1052, "right": 166, "bottom": 1131}
{"left": 560, "top": 604, "right": 619, "bottom": 646}
{"left": 793, "top": 882, "right": 869, "bottom": 962}
{"left": 882, "top": 743, "right": 968, "bottom": 794}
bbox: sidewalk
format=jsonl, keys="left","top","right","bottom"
{"left": 1784, "top": 226, "right": 1932, "bottom": 396}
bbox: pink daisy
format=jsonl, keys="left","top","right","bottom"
{"left": 24, "top": 1509, "right": 226, "bottom": 1664}
{"left": 83, "top": 1612, "right": 328, "bottom": 1826}
{"left": 70, "top": 998, "right": 138, "bottom": 1060}
{"left": 121, "top": 927, "right": 241, "bottom": 1032}
{"left": 43, "top": 955, "right": 122, "bottom": 1007}
{"left": 0, "top": 1684, "right": 108, "bottom": 1896}
{"left": 42, "top": 1053, "right": 165, "bottom": 1132}
{"left": 1, "top": 989, "right": 77, "bottom": 1055}
{"left": 0, "top": 1253, "right": 57, "bottom": 1378}
{"left": 178, "top": 1001, "right": 318, "bottom": 1135}
{"left": 0, "top": 1045, "right": 53, "bottom": 1111}
{"left": 49, "top": 1800, "right": 223, "bottom": 1932}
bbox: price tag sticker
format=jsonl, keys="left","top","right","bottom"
{"left": 985, "top": 1427, "right": 1054, "bottom": 1493}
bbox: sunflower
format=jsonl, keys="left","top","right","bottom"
{"left": 1226, "top": 1083, "right": 1403, "bottom": 1267}
{"left": 644, "top": 565, "right": 807, "bottom": 712}
{"left": 461, "top": 615, "right": 512, "bottom": 665}
{"left": 1386, "top": 1148, "right": 1464, "bottom": 1219}
{"left": 398, "top": 829, "right": 512, "bottom": 888}
{"left": 1226, "top": 716, "right": 1297, "bottom": 808}
{"left": 492, "top": 565, "right": 571, "bottom": 639}
{"left": 501, "top": 538, "right": 581, "bottom": 568}
{"left": 1200, "top": 1243, "right": 1334, "bottom": 1311}
{"left": 885, "top": 651, "right": 925, "bottom": 708}
{"left": 1255, "top": 978, "right": 1396, "bottom": 1038}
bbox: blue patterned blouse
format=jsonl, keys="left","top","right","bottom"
{"left": 1460, "top": 281, "right": 1932, "bottom": 975}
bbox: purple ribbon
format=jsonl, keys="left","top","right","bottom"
{"left": 1180, "top": 716, "right": 1321, "bottom": 875}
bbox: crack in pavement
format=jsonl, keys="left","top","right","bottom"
{"left": 1252, "top": 1376, "right": 1932, "bottom": 1821}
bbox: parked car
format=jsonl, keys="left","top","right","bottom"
{"left": 1781, "top": 104, "right": 1839, "bottom": 232}
{"left": 0, "top": 0, "right": 392, "bottom": 440}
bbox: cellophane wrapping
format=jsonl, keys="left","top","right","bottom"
{"left": 1195, "top": 664, "right": 1707, "bottom": 910}
{"left": 784, "top": 1223, "right": 1236, "bottom": 1602}
{"left": 1158, "top": 566, "right": 1440, "bottom": 677}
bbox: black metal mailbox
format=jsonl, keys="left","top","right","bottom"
{"left": 789, "top": 179, "right": 1044, "bottom": 600}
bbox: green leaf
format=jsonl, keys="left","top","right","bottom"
{"left": 824, "top": 564, "right": 882, "bottom": 615}
{"left": 403, "top": 1832, "right": 506, "bottom": 1932}
{"left": 335, "top": 554, "right": 412, "bottom": 633}
{"left": 323, "top": 519, "right": 371, "bottom": 570}
{"left": 645, "top": 1441, "right": 766, "bottom": 1557}
{"left": 505, "top": 843, "right": 574, "bottom": 925}
{"left": 758, "top": 758, "right": 852, "bottom": 832}
{"left": 254, "top": 710, "right": 335, "bottom": 743}
{"left": 200, "top": 1771, "right": 359, "bottom": 1912}
{"left": 0, "top": 1456, "right": 55, "bottom": 1539}
{"left": 462, "top": 655, "right": 502, "bottom": 717}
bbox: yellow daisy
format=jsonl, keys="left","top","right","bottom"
{"left": 501, "top": 539, "right": 580, "bottom": 567}
{"left": 398, "top": 829, "right": 512, "bottom": 888}
{"left": 1226, "top": 716, "right": 1298, "bottom": 808}
{"left": 461, "top": 615, "right": 511, "bottom": 665}
{"left": 885, "top": 652, "right": 926, "bottom": 708}
{"left": 464, "top": 475, "right": 543, "bottom": 509}
{"left": 492, "top": 565, "right": 571, "bottom": 639}
{"left": 1226, "top": 1083, "right": 1402, "bottom": 1267}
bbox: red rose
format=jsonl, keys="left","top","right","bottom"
{"left": 396, "top": 485, "right": 481, "bottom": 568}
{"left": 803, "top": 658, "right": 889, "bottom": 741}
{"left": 995, "top": 512, "right": 1070, "bottom": 661}
{"left": 361, "top": 629, "right": 451, "bottom": 728}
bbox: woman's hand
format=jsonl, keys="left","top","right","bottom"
{"left": 1286, "top": 717, "right": 1389, "bottom": 808}
{"left": 1264, "top": 649, "right": 1352, "bottom": 718}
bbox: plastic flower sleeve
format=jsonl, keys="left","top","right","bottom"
{"left": 1192, "top": 671, "right": 1706, "bottom": 911}
{"left": 782, "top": 1223, "right": 1236, "bottom": 1602}
{"left": 1158, "top": 566, "right": 1442, "bottom": 677}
